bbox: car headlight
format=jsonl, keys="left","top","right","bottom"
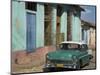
{"left": 46, "top": 54, "right": 50, "bottom": 63}
{"left": 46, "top": 55, "right": 49, "bottom": 58}
{"left": 45, "top": 54, "right": 55, "bottom": 67}
{"left": 46, "top": 59, "right": 55, "bottom": 67}
{"left": 45, "top": 60, "right": 51, "bottom": 67}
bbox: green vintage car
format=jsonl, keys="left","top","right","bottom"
{"left": 44, "top": 41, "right": 93, "bottom": 70}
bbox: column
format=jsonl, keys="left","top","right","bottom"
{"left": 36, "top": 3, "right": 44, "bottom": 48}
{"left": 60, "top": 5, "right": 67, "bottom": 41}
{"left": 72, "top": 11, "right": 81, "bottom": 42}
{"left": 51, "top": 4, "right": 57, "bottom": 45}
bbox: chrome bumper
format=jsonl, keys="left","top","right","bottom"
{"left": 44, "top": 63, "right": 77, "bottom": 69}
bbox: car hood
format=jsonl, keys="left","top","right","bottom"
{"left": 47, "top": 50, "right": 87, "bottom": 60}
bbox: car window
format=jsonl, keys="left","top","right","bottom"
{"left": 59, "top": 43, "right": 80, "bottom": 50}
{"left": 68, "top": 44, "right": 79, "bottom": 48}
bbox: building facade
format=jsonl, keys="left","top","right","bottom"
{"left": 12, "top": 0, "right": 84, "bottom": 52}
{"left": 81, "top": 20, "right": 96, "bottom": 49}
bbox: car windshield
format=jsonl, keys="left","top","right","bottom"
{"left": 59, "top": 43, "right": 80, "bottom": 50}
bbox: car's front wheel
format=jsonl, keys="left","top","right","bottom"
{"left": 43, "top": 68, "right": 50, "bottom": 72}
{"left": 75, "top": 61, "right": 81, "bottom": 69}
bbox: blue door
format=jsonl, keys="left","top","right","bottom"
{"left": 26, "top": 13, "right": 36, "bottom": 52}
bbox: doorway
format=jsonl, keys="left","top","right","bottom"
{"left": 26, "top": 12, "right": 36, "bottom": 52}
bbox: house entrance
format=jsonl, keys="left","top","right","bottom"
{"left": 26, "top": 2, "right": 37, "bottom": 52}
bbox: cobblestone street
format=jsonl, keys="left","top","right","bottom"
{"left": 82, "top": 50, "right": 96, "bottom": 70}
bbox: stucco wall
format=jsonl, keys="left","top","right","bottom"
{"left": 12, "top": 1, "right": 26, "bottom": 51}
{"left": 12, "top": 1, "right": 45, "bottom": 51}
{"left": 89, "top": 28, "right": 96, "bottom": 50}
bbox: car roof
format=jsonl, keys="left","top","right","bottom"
{"left": 60, "top": 41, "right": 86, "bottom": 45}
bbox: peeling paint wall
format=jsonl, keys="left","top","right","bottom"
{"left": 12, "top": 1, "right": 26, "bottom": 51}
